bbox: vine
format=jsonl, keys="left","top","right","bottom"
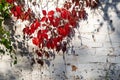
{"left": 3, "top": 0, "right": 99, "bottom": 66}
{"left": 0, "top": 0, "right": 17, "bottom": 65}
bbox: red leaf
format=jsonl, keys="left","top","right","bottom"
{"left": 34, "top": 19, "right": 40, "bottom": 29}
{"left": 37, "top": 30, "right": 42, "bottom": 39}
{"left": 75, "top": 2, "right": 80, "bottom": 6}
{"left": 56, "top": 43, "right": 61, "bottom": 52}
{"left": 52, "top": 18, "right": 60, "bottom": 27}
{"left": 14, "top": 11, "right": 18, "bottom": 17}
{"left": 64, "top": 1, "right": 71, "bottom": 10}
{"left": 57, "top": 27, "right": 67, "bottom": 37}
{"left": 78, "top": 8, "right": 86, "bottom": 19}
{"left": 64, "top": 23, "right": 71, "bottom": 34}
{"left": 86, "top": 0, "right": 91, "bottom": 7}
{"left": 52, "top": 38, "right": 58, "bottom": 47}
{"left": 46, "top": 40, "right": 51, "bottom": 49}
{"left": 28, "top": 29, "right": 33, "bottom": 35}
{"left": 42, "top": 24, "right": 47, "bottom": 26}
{"left": 23, "top": 27, "right": 29, "bottom": 35}
{"left": 27, "top": 8, "right": 31, "bottom": 13}
{"left": 46, "top": 39, "right": 55, "bottom": 49}
{"left": 32, "top": 37, "right": 40, "bottom": 46}
{"left": 30, "top": 23, "right": 36, "bottom": 34}
{"left": 48, "top": 10, "right": 54, "bottom": 17}
{"left": 22, "top": 8, "right": 31, "bottom": 20}
{"left": 41, "top": 30, "right": 48, "bottom": 33}
{"left": 48, "top": 16, "right": 54, "bottom": 22}
{"left": 37, "top": 52, "right": 43, "bottom": 57}
{"left": 41, "top": 17, "right": 47, "bottom": 22}
{"left": 37, "top": 59, "right": 44, "bottom": 66}
{"left": 91, "top": 0, "right": 99, "bottom": 8}
{"left": 69, "top": 17, "right": 76, "bottom": 27}
{"left": 15, "top": 6, "right": 22, "bottom": 16}
{"left": 72, "top": 8, "right": 77, "bottom": 17}
{"left": 72, "top": 0, "right": 75, "bottom": 3}
{"left": 56, "top": 8, "right": 61, "bottom": 12}
{"left": 61, "top": 10, "right": 67, "bottom": 19}
{"left": 57, "top": 27, "right": 63, "bottom": 35}
{"left": 61, "top": 8, "right": 70, "bottom": 19}
{"left": 37, "top": 30, "right": 48, "bottom": 40}
{"left": 41, "top": 33, "right": 48, "bottom": 40}
{"left": 57, "top": 36, "right": 63, "bottom": 42}
{"left": 42, "top": 10, "right": 47, "bottom": 15}
{"left": 6, "top": 0, "right": 14, "bottom": 3}
{"left": 51, "top": 41, "right": 55, "bottom": 49}
{"left": 45, "top": 52, "right": 50, "bottom": 58}
{"left": 54, "top": 18, "right": 60, "bottom": 27}
{"left": 24, "top": 13, "right": 30, "bottom": 20}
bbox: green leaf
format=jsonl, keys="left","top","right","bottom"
{"left": 1, "top": 0, "right": 5, "bottom": 4}
{"left": 0, "top": 0, "right": 13, "bottom": 57}
{"left": 0, "top": 4, "right": 3, "bottom": 12}
{"left": 3, "top": 12, "right": 9, "bottom": 18}
{"left": 0, "top": 38, "right": 11, "bottom": 49}
{"left": 13, "top": 60, "right": 17, "bottom": 65}
{"left": 0, "top": 19, "right": 3, "bottom": 27}
{"left": 10, "top": 55, "right": 13, "bottom": 58}
{"left": 6, "top": 32, "right": 10, "bottom": 36}
{"left": 15, "top": 56, "right": 17, "bottom": 60}
{"left": 0, "top": 49, "right": 5, "bottom": 54}
{"left": 1, "top": 38, "right": 7, "bottom": 44}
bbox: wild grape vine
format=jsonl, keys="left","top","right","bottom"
{"left": 5, "top": 0, "right": 99, "bottom": 66}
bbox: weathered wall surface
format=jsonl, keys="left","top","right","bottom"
{"left": 0, "top": 0, "right": 120, "bottom": 80}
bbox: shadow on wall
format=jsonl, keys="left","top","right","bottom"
{"left": 1, "top": 18, "right": 34, "bottom": 80}
{"left": 0, "top": 70, "right": 19, "bottom": 80}
{"left": 1, "top": 0, "right": 120, "bottom": 80}
{"left": 99, "top": 0, "right": 120, "bottom": 31}
{"left": 97, "top": 0, "right": 120, "bottom": 80}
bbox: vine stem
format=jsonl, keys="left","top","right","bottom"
{"left": 63, "top": 52, "right": 67, "bottom": 79}
{"left": 76, "top": 23, "right": 83, "bottom": 46}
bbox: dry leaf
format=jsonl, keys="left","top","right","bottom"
{"left": 71, "top": 65, "right": 78, "bottom": 71}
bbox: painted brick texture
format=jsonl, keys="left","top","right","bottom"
{"left": 0, "top": 0, "right": 120, "bottom": 80}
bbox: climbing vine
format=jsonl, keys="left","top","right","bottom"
{"left": 0, "top": 0, "right": 12, "bottom": 54}
{"left": 1, "top": 0, "right": 99, "bottom": 66}
{"left": 0, "top": 0, "right": 17, "bottom": 65}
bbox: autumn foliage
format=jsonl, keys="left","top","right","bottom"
{"left": 6, "top": 0, "right": 99, "bottom": 65}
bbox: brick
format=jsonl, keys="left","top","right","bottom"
{"left": 1, "top": 0, "right": 120, "bottom": 80}
{"left": 65, "top": 55, "right": 107, "bottom": 64}
{"left": 108, "top": 56, "right": 120, "bottom": 63}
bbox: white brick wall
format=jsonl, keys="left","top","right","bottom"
{"left": 0, "top": 0, "right": 120, "bottom": 80}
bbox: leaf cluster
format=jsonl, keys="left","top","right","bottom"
{"left": 0, "top": 0, "right": 12, "bottom": 54}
